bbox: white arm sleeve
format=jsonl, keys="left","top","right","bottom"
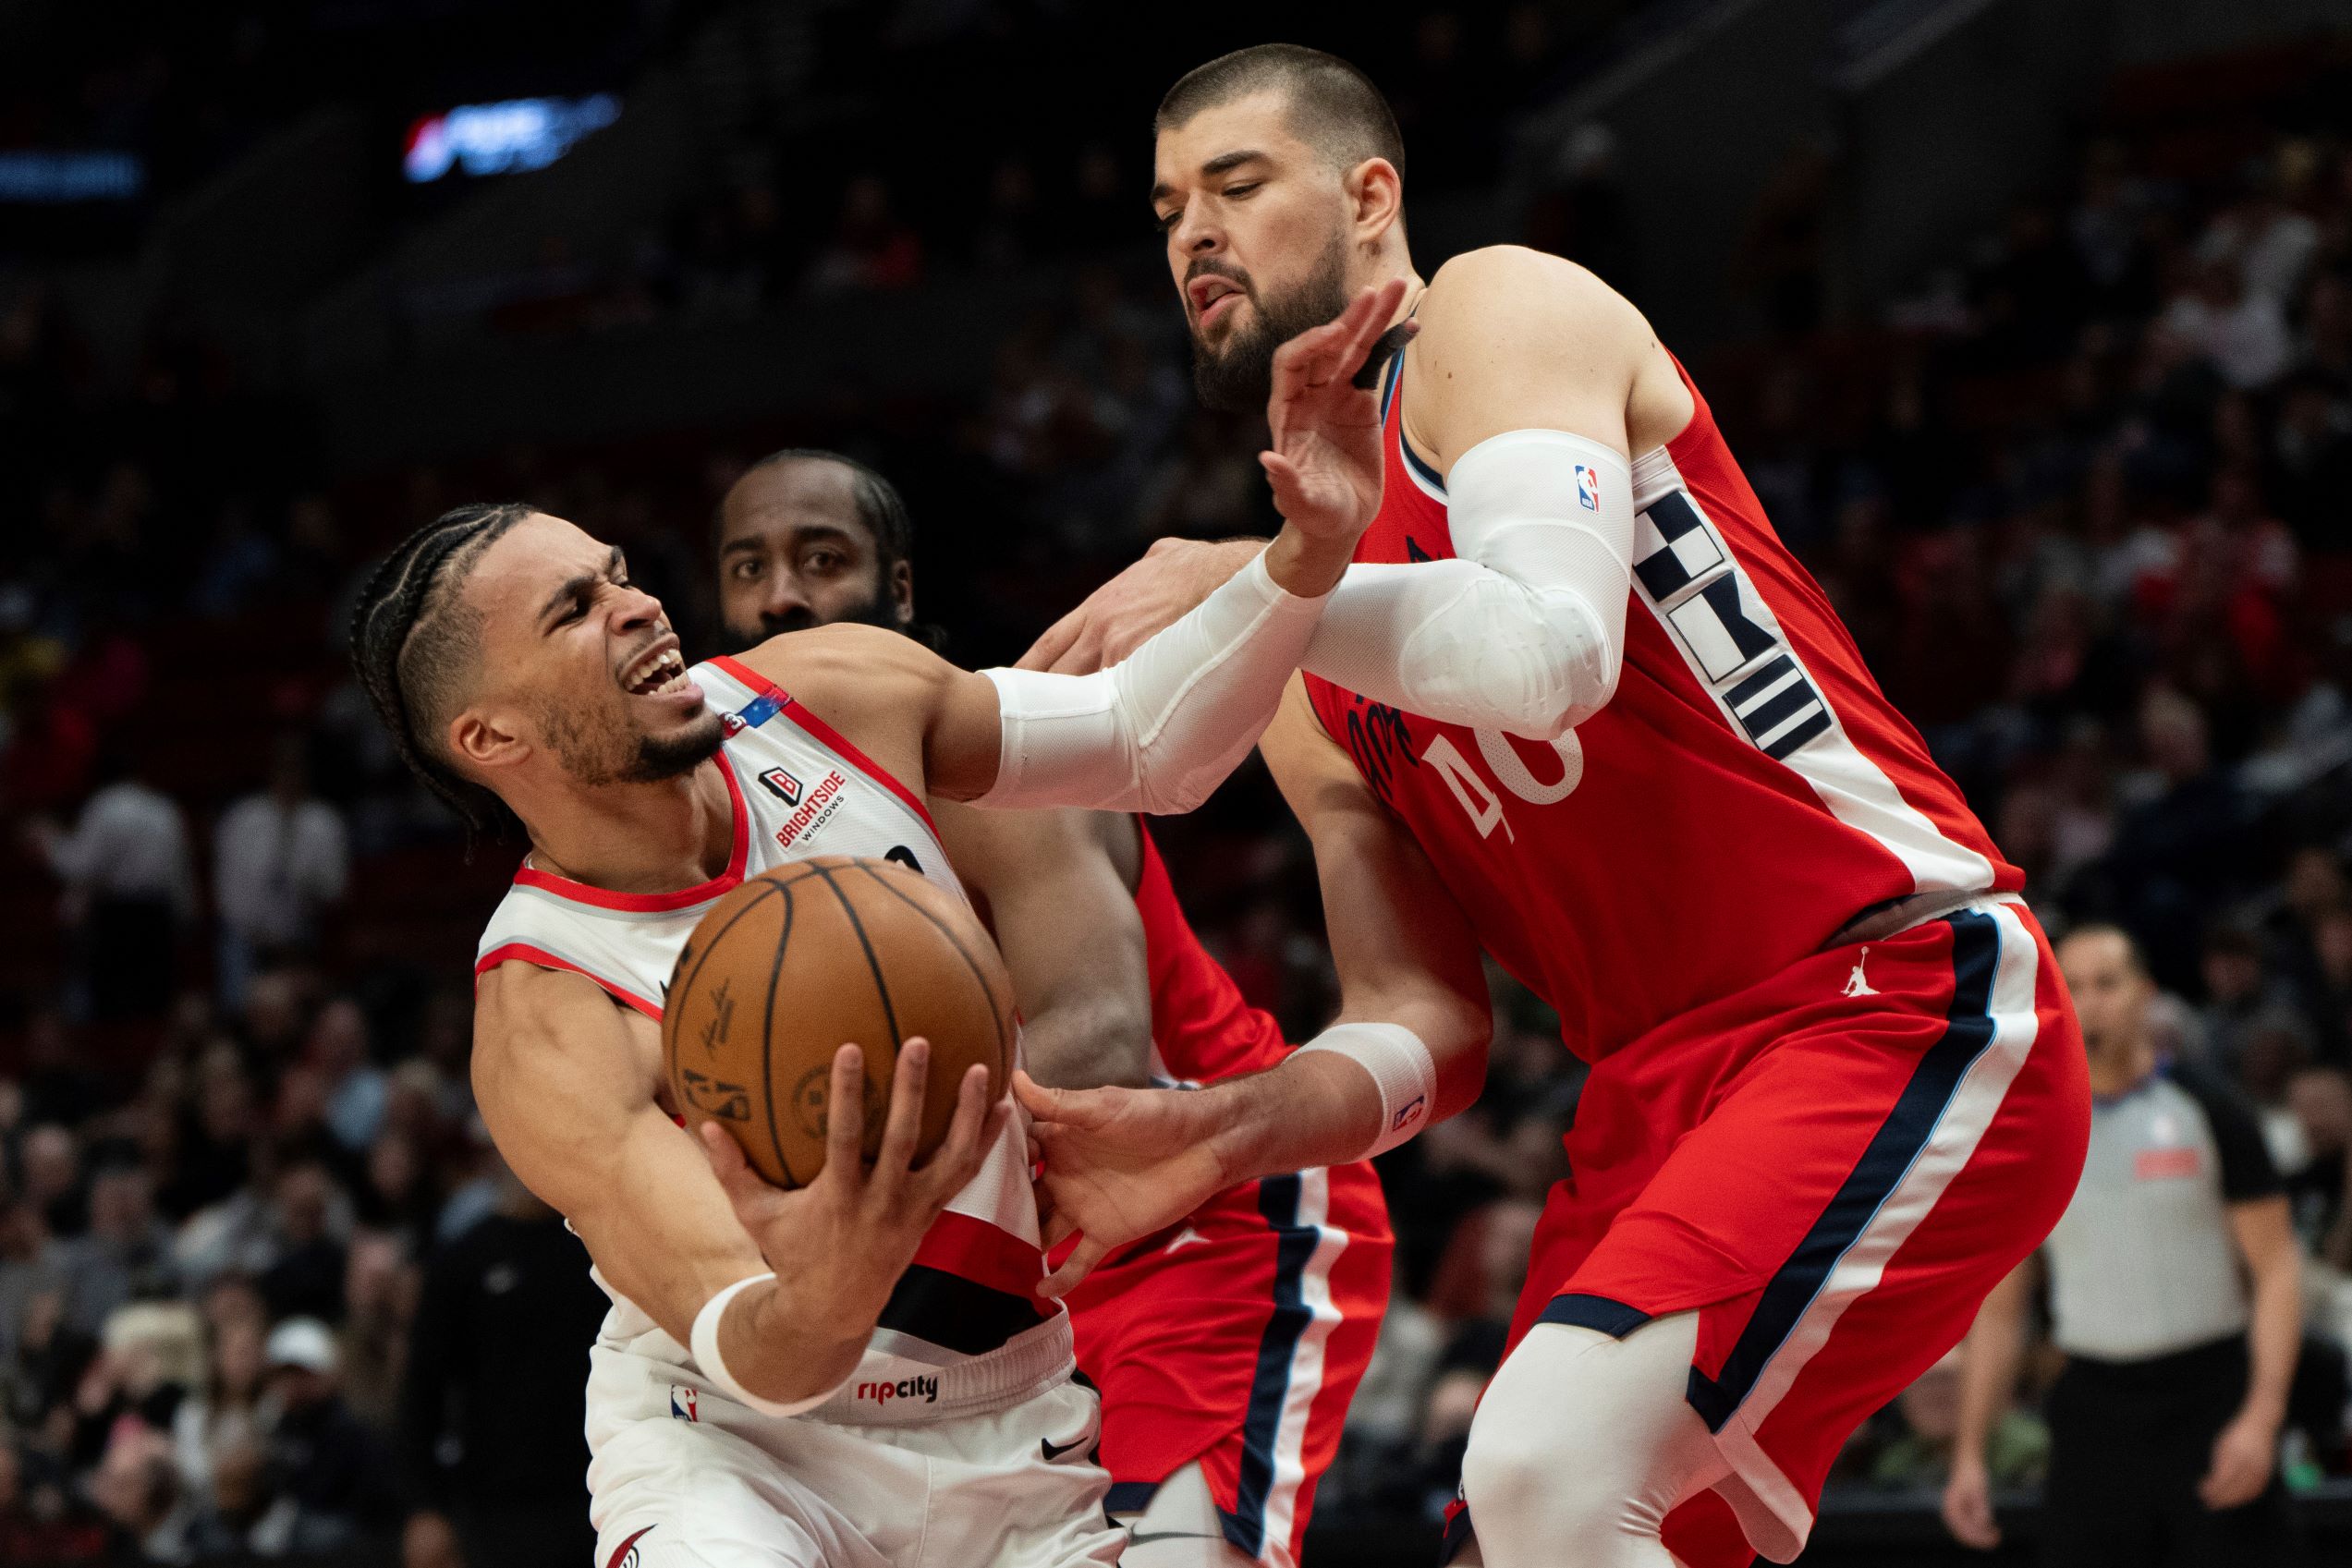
{"left": 975, "top": 550, "right": 1331, "bottom": 815}
{"left": 1302, "top": 428, "right": 1634, "bottom": 741}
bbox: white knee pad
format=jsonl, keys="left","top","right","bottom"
{"left": 1459, "top": 1314, "right": 1729, "bottom": 1568}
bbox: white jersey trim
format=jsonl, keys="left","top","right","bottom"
{"left": 1627, "top": 447, "right": 1995, "bottom": 899}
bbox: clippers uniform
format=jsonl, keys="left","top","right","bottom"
{"left": 474, "top": 654, "right": 1121, "bottom": 1568}
{"left": 1061, "top": 828, "right": 1391, "bottom": 1568}
{"left": 1301, "top": 354, "right": 2090, "bottom": 1565}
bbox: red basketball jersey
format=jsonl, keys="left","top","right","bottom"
{"left": 1131, "top": 824, "right": 1291, "bottom": 1085}
{"left": 1302, "top": 351, "right": 2019, "bottom": 1063}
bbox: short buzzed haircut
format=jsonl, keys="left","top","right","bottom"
{"left": 349, "top": 503, "right": 535, "bottom": 838}
{"left": 1158, "top": 44, "right": 1406, "bottom": 180}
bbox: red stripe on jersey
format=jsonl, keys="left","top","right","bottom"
{"left": 708, "top": 654, "right": 940, "bottom": 837}
{"left": 474, "top": 942, "right": 664, "bottom": 1019}
{"left": 1134, "top": 824, "right": 1290, "bottom": 1083}
{"left": 510, "top": 756, "right": 750, "bottom": 911}
{"left": 911, "top": 1209, "right": 1047, "bottom": 1302}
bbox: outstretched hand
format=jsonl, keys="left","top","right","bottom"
{"left": 1260, "top": 277, "right": 1416, "bottom": 548}
{"left": 1015, "top": 1069, "right": 1236, "bottom": 1297}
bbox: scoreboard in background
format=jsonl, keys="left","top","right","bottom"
{"left": 403, "top": 94, "right": 620, "bottom": 184}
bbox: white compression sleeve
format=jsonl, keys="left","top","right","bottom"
{"left": 1303, "top": 428, "right": 1634, "bottom": 741}
{"left": 976, "top": 550, "right": 1331, "bottom": 814}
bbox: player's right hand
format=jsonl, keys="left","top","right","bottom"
{"left": 1014, "top": 1069, "right": 1234, "bottom": 1297}
{"left": 698, "top": 1040, "right": 1010, "bottom": 1319}
{"left": 1939, "top": 1453, "right": 2001, "bottom": 1550}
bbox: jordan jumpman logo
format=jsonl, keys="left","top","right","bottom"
{"left": 1844, "top": 946, "right": 1877, "bottom": 997}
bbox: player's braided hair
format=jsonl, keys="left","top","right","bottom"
{"left": 348, "top": 503, "right": 535, "bottom": 843}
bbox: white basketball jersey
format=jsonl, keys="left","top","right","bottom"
{"left": 475, "top": 654, "right": 1070, "bottom": 1424}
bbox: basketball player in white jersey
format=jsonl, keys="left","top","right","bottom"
{"left": 345, "top": 286, "right": 1402, "bottom": 1567}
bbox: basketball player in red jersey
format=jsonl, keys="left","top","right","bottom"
{"left": 712, "top": 449, "right": 1399, "bottom": 1568}
{"left": 1016, "top": 45, "right": 2092, "bottom": 1568}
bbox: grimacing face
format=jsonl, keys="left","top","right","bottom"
{"left": 454, "top": 513, "right": 725, "bottom": 790}
{"left": 1152, "top": 91, "right": 1363, "bottom": 413}
{"left": 717, "top": 460, "right": 908, "bottom": 650}
{"left": 2057, "top": 929, "right": 2152, "bottom": 1056}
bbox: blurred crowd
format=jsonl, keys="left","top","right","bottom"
{"left": 4, "top": 11, "right": 2352, "bottom": 1566}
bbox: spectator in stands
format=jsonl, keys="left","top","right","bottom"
{"left": 335, "top": 1231, "right": 409, "bottom": 1433}
{"left": 307, "top": 998, "right": 385, "bottom": 1158}
{"left": 66, "top": 1159, "right": 179, "bottom": 1335}
{"left": 88, "top": 1429, "right": 191, "bottom": 1564}
{"left": 254, "top": 1156, "right": 350, "bottom": 1326}
{"left": 181, "top": 1423, "right": 335, "bottom": 1559}
{"left": 0, "top": 1196, "right": 73, "bottom": 1367}
{"left": 2203, "top": 921, "right": 2285, "bottom": 1073}
{"left": 1866, "top": 1350, "right": 2047, "bottom": 1493}
{"left": 804, "top": 174, "right": 922, "bottom": 294}
{"left": 2285, "top": 1064, "right": 2352, "bottom": 1267}
{"left": 2164, "top": 254, "right": 2295, "bottom": 390}
{"left": 399, "top": 1163, "right": 605, "bottom": 1568}
{"left": 1944, "top": 926, "right": 2305, "bottom": 1563}
{"left": 170, "top": 1314, "right": 266, "bottom": 1504}
{"left": 19, "top": 1009, "right": 105, "bottom": 1129}
{"left": 26, "top": 742, "right": 194, "bottom": 1020}
{"left": 260, "top": 1317, "right": 397, "bottom": 1546}
{"left": 22, "top": 1122, "right": 88, "bottom": 1238}
{"left": 0, "top": 1433, "right": 108, "bottom": 1561}
{"left": 211, "top": 733, "right": 349, "bottom": 1009}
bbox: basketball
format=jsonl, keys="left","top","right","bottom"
{"left": 661, "top": 855, "right": 1017, "bottom": 1188}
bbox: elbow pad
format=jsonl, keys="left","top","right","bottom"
{"left": 977, "top": 551, "right": 1330, "bottom": 814}
{"left": 1306, "top": 429, "right": 1632, "bottom": 740}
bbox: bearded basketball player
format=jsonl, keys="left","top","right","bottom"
{"left": 712, "top": 450, "right": 1401, "bottom": 1568}
{"left": 1016, "top": 44, "right": 2092, "bottom": 1568}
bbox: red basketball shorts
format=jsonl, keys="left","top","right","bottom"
{"left": 1064, "top": 1161, "right": 1392, "bottom": 1568}
{"left": 1445, "top": 897, "right": 2089, "bottom": 1567}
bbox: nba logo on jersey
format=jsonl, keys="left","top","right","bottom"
{"left": 669, "top": 1384, "right": 699, "bottom": 1422}
{"left": 758, "top": 766, "right": 804, "bottom": 806}
{"left": 1574, "top": 464, "right": 1602, "bottom": 511}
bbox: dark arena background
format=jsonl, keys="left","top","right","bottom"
{"left": 6, "top": 1, "right": 2352, "bottom": 1564}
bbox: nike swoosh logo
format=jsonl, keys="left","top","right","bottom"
{"left": 1127, "top": 1530, "right": 1222, "bottom": 1547}
{"left": 1042, "top": 1436, "right": 1091, "bottom": 1462}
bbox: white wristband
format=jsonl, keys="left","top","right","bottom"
{"left": 1295, "top": 1021, "right": 1438, "bottom": 1157}
{"left": 689, "top": 1272, "right": 840, "bottom": 1418}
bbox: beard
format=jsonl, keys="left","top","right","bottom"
{"left": 1188, "top": 234, "right": 1353, "bottom": 415}
{"left": 532, "top": 691, "right": 726, "bottom": 788}
{"left": 722, "top": 570, "right": 904, "bottom": 653}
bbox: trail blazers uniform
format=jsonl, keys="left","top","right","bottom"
{"left": 1062, "top": 828, "right": 1391, "bottom": 1568}
{"left": 475, "top": 655, "right": 1120, "bottom": 1568}
{"left": 1300, "top": 354, "right": 2092, "bottom": 1566}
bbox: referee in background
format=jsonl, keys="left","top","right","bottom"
{"left": 1942, "top": 924, "right": 2304, "bottom": 1564}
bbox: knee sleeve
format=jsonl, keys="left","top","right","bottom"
{"left": 1459, "top": 1314, "right": 1729, "bottom": 1568}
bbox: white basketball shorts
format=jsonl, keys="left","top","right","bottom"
{"left": 586, "top": 1348, "right": 1125, "bottom": 1568}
